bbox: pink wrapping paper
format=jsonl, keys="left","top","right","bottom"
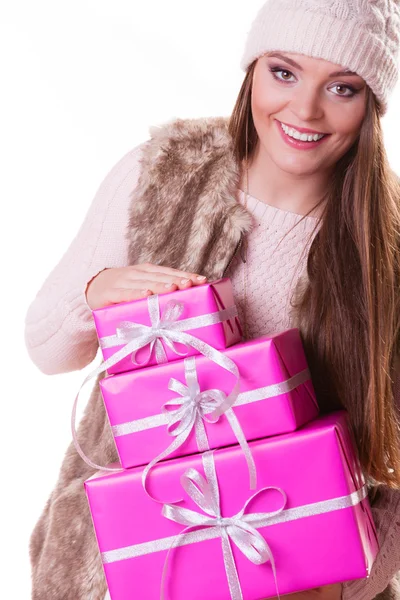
{"left": 100, "top": 328, "right": 319, "bottom": 469}
{"left": 85, "top": 411, "right": 378, "bottom": 600}
{"left": 93, "top": 277, "right": 241, "bottom": 375}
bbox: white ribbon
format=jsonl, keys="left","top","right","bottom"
{"left": 72, "top": 295, "right": 241, "bottom": 472}
{"left": 160, "top": 451, "right": 286, "bottom": 600}
{"left": 100, "top": 451, "right": 368, "bottom": 600}
{"left": 140, "top": 356, "right": 258, "bottom": 502}
{"left": 112, "top": 368, "right": 311, "bottom": 436}
{"left": 99, "top": 296, "right": 238, "bottom": 367}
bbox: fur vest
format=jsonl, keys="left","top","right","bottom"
{"left": 29, "top": 115, "right": 397, "bottom": 600}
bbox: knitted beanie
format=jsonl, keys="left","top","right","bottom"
{"left": 240, "top": 0, "right": 400, "bottom": 115}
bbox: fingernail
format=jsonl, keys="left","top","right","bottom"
{"left": 196, "top": 276, "right": 207, "bottom": 281}
{"left": 181, "top": 278, "right": 190, "bottom": 284}
{"left": 141, "top": 289, "right": 150, "bottom": 295}
{"left": 165, "top": 282, "right": 174, "bottom": 288}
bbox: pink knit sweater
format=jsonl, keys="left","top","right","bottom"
{"left": 24, "top": 143, "right": 400, "bottom": 600}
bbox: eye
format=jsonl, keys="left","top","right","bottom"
{"left": 268, "top": 66, "right": 359, "bottom": 98}
{"left": 269, "top": 66, "right": 295, "bottom": 83}
{"left": 332, "top": 84, "right": 358, "bottom": 97}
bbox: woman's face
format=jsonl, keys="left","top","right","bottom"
{"left": 251, "top": 51, "right": 368, "bottom": 175}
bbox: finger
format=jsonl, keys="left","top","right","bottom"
{"left": 104, "top": 287, "right": 154, "bottom": 305}
{"left": 126, "top": 271, "right": 196, "bottom": 290}
{"left": 131, "top": 263, "right": 207, "bottom": 285}
{"left": 123, "top": 279, "right": 184, "bottom": 295}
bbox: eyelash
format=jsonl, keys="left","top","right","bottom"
{"left": 268, "top": 66, "right": 359, "bottom": 98}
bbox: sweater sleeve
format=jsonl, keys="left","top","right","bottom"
{"left": 24, "top": 142, "right": 146, "bottom": 375}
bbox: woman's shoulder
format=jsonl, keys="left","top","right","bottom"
{"left": 107, "top": 114, "right": 228, "bottom": 194}
{"left": 109, "top": 141, "right": 147, "bottom": 176}
{"left": 140, "top": 115, "right": 231, "bottom": 163}
{"left": 146, "top": 114, "right": 229, "bottom": 143}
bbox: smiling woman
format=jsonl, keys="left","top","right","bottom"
{"left": 26, "top": 0, "right": 400, "bottom": 599}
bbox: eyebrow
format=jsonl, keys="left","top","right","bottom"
{"left": 267, "top": 52, "right": 358, "bottom": 77}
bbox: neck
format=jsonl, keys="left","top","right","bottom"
{"left": 240, "top": 141, "right": 332, "bottom": 218}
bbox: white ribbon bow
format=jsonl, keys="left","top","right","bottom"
{"left": 161, "top": 451, "right": 286, "bottom": 600}
{"left": 72, "top": 295, "right": 241, "bottom": 472}
{"left": 112, "top": 300, "right": 191, "bottom": 366}
{"left": 141, "top": 356, "right": 257, "bottom": 502}
{"left": 100, "top": 296, "right": 237, "bottom": 370}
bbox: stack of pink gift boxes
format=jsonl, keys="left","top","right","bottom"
{"left": 80, "top": 277, "right": 378, "bottom": 600}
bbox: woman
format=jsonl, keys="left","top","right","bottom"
{"left": 25, "top": 0, "right": 400, "bottom": 599}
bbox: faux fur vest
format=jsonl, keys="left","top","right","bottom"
{"left": 29, "top": 116, "right": 397, "bottom": 600}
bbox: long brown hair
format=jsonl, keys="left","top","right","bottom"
{"left": 229, "top": 59, "right": 400, "bottom": 488}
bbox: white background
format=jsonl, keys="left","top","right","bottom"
{"left": 1, "top": 1, "right": 400, "bottom": 598}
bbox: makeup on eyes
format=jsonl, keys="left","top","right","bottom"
{"left": 267, "top": 63, "right": 362, "bottom": 97}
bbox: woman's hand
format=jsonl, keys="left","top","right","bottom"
{"left": 268, "top": 584, "right": 342, "bottom": 600}
{"left": 85, "top": 263, "right": 208, "bottom": 310}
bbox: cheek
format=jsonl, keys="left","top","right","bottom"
{"left": 338, "top": 117, "right": 364, "bottom": 137}
{"left": 251, "top": 80, "right": 267, "bottom": 116}
{"left": 331, "top": 115, "right": 364, "bottom": 146}
{"left": 327, "top": 95, "right": 367, "bottom": 137}
{"left": 251, "top": 68, "right": 282, "bottom": 115}
{"left": 251, "top": 79, "right": 281, "bottom": 121}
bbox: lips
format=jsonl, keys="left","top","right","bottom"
{"left": 278, "top": 120, "right": 328, "bottom": 136}
{"left": 275, "top": 119, "right": 330, "bottom": 150}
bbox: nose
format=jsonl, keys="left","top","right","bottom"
{"left": 289, "top": 85, "right": 324, "bottom": 123}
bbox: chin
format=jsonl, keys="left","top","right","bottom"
{"left": 273, "top": 156, "right": 321, "bottom": 175}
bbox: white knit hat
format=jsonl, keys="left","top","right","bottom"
{"left": 240, "top": 0, "right": 400, "bottom": 115}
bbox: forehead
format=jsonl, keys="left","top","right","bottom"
{"left": 265, "top": 51, "right": 363, "bottom": 79}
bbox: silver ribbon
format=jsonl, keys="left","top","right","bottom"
{"left": 140, "top": 356, "right": 258, "bottom": 501}
{"left": 112, "top": 368, "right": 311, "bottom": 435}
{"left": 101, "top": 451, "right": 368, "bottom": 600}
{"left": 99, "top": 296, "right": 238, "bottom": 368}
{"left": 160, "top": 451, "right": 286, "bottom": 600}
{"left": 72, "top": 295, "right": 241, "bottom": 472}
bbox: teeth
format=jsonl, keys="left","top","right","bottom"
{"left": 280, "top": 122, "right": 325, "bottom": 142}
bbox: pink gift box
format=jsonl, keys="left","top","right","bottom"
{"left": 92, "top": 277, "right": 241, "bottom": 375}
{"left": 100, "top": 328, "right": 319, "bottom": 469}
{"left": 85, "top": 411, "right": 378, "bottom": 600}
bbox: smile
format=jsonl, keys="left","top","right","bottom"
{"left": 276, "top": 120, "right": 330, "bottom": 150}
{"left": 279, "top": 121, "right": 327, "bottom": 141}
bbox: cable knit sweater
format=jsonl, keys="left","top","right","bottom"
{"left": 24, "top": 142, "right": 400, "bottom": 600}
